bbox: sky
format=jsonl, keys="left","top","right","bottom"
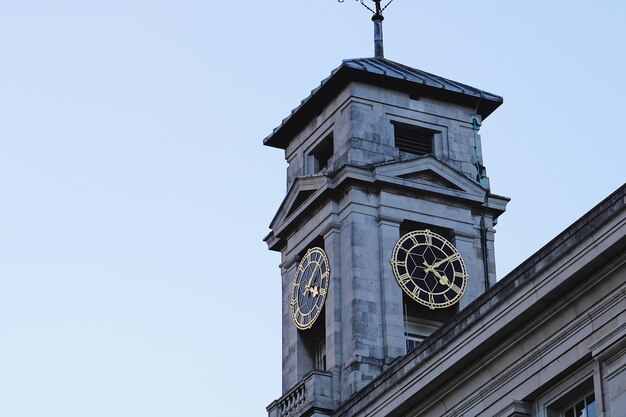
{"left": 0, "top": 1, "right": 624, "bottom": 416}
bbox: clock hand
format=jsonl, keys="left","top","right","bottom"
{"left": 431, "top": 253, "right": 458, "bottom": 269}
{"left": 430, "top": 268, "right": 450, "bottom": 286}
{"left": 422, "top": 261, "right": 450, "bottom": 286}
{"left": 301, "top": 267, "right": 313, "bottom": 294}
{"left": 305, "top": 265, "right": 321, "bottom": 296}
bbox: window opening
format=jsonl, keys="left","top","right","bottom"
{"left": 561, "top": 393, "right": 596, "bottom": 417}
{"left": 301, "top": 308, "right": 326, "bottom": 373}
{"left": 545, "top": 377, "right": 596, "bottom": 417}
{"left": 393, "top": 122, "right": 434, "bottom": 156}
{"left": 404, "top": 316, "right": 439, "bottom": 352}
{"left": 310, "top": 133, "right": 334, "bottom": 173}
{"left": 315, "top": 338, "right": 326, "bottom": 371}
{"left": 403, "top": 294, "right": 455, "bottom": 352}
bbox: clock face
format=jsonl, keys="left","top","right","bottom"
{"left": 291, "top": 247, "right": 330, "bottom": 330}
{"left": 390, "top": 229, "right": 468, "bottom": 310}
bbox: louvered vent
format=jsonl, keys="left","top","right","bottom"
{"left": 393, "top": 122, "right": 434, "bottom": 156}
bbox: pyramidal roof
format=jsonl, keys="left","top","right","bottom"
{"left": 264, "top": 57, "right": 503, "bottom": 149}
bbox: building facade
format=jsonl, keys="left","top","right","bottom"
{"left": 263, "top": 56, "right": 626, "bottom": 417}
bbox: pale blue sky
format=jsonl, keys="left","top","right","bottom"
{"left": 0, "top": 1, "right": 624, "bottom": 416}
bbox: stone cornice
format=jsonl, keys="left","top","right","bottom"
{"left": 266, "top": 157, "right": 509, "bottom": 251}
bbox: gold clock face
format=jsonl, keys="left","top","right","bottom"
{"left": 291, "top": 247, "right": 330, "bottom": 330}
{"left": 390, "top": 229, "right": 468, "bottom": 310}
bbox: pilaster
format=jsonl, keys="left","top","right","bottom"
{"left": 340, "top": 210, "right": 385, "bottom": 399}
{"left": 322, "top": 222, "right": 342, "bottom": 408}
{"left": 376, "top": 215, "right": 405, "bottom": 361}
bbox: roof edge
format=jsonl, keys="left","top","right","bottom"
{"left": 263, "top": 58, "right": 504, "bottom": 150}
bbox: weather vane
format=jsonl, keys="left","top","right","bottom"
{"left": 339, "top": 0, "right": 395, "bottom": 58}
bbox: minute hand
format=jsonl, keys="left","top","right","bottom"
{"left": 431, "top": 253, "right": 459, "bottom": 269}
{"left": 305, "top": 265, "right": 320, "bottom": 296}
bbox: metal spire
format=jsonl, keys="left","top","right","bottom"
{"left": 372, "top": 1, "right": 384, "bottom": 58}
{"left": 339, "top": 0, "right": 395, "bottom": 59}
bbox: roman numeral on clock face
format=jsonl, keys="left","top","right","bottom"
{"left": 392, "top": 259, "right": 407, "bottom": 268}
{"left": 448, "top": 283, "right": 463, "bottom": 294}
{"left": 411, "top": 286, "right": 420, "bottom": 298}
{"left": 428, "top": 293, "right": 435, "bottom": 309}
{"left": 399, "top": 273, "right": 412, "bottom": 285}
{"left": 446, "top": 253, "right": 461, "bottom": 263}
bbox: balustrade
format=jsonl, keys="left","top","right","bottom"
{"left": 267, "top": 371, "right": 333, "bottom": 417}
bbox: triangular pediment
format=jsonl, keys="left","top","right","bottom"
{"left": 374, "top": 157, "right": 487, "bottom": 198}
{"left": 269, "top": 175, "right": 329, "bottom": 230}
{"left": 397, "top": 170, "right": 463, "bottom": 191}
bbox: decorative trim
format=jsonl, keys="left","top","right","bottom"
{"left": 281, "top": 256, "right": 301, "bottom": 271}
{"left": 492, "top": 400, "right": 531, "bottom": 417}
{"left": 340, "top": 99, "right": 373, "bottom": 114}
{"left": 591, "top": 312, "right": 626, "bottom": 362}
{"left": 321, "top": 221, "right": 342, "bottom": 239}
{"left": 375, "top": 214, "right": 403, "bottom": 225}
{"left": 454, "top": 230, "right": 478, "bottom": 240}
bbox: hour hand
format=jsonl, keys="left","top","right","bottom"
{"left": 305, "top": 284, "right": 319, "bottom": 297}
{"left": 431, "top": 269, "right": 450, "bottom": 286}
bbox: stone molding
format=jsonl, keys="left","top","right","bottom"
{"left": 267, "top": 156, "right": 511, "bottom": 251}
{"left": 591, "top": 318, "right": 626, "bottom": 363}
{"left": 321, "top": 221, "right": 341, "bottom": 239}
{"left": 375, "top": 214, "right": 403, "bottom": 225}
{"left": 492, "top": 401, "right": 532, "bottom": 417}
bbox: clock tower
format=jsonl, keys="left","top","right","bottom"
{"left": 264, "top": 56, "right": 509, "bottom": 415}
{"left": 264, "top": 9, "right": 508, "bottom": 414}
